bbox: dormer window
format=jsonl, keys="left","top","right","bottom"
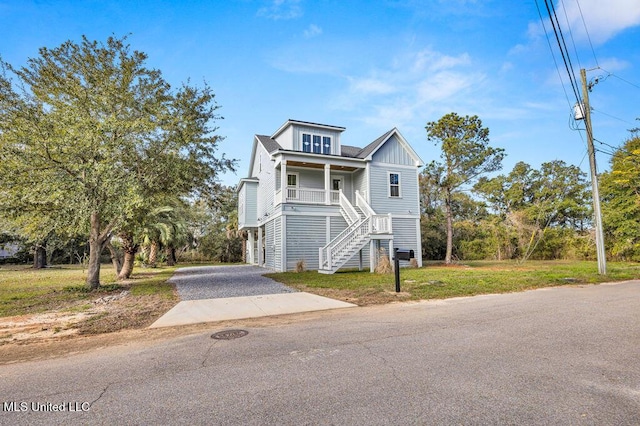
{"left": 313, "top": 135, "right": 321, "bottom": 154}
{"left": 302, "top": 134, "right": 311, "bottom": 153}
{"left": 301, "top": 132, "right": 332, "bottom": 155}
{"left": 323, "top": 136, "right": 331, "bottom": 154}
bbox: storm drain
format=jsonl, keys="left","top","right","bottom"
{"left": 211, "top": 330, "right": 249, "bottom": 340}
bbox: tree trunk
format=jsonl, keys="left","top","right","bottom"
{"left": 33, "top": 243, "right": 47, "bottom": 269}
{"left": 148, "top": 241, "right": 159, "bottom": 268}
{"left": 117, "top": 231, "right": 138, "bottom": 280}
{"left": 166, "top": 246, "right": 176, "bottom": 266}
{"left": 86, "top": 212, "right": 110, "bottom": 289}
{"left": 445, "top": 190, "right": 454, "bottom": 264}
{"left": 105, "top": 239, "right": 122, "bottom": 276}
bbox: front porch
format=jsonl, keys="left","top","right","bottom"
{"left": 274, "top": 158, "right": 364, "bottom": 206}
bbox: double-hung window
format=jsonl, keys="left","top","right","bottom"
{"left": 389, "top": 172, "right": 401, "bottom": 197}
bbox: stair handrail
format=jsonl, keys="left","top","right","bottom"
{"left": 323, "top": 217, "right": 371, "bottom": 270}
{"left": 355, "top": 190, "right": 375, "bottom": 217}
{"left": 339, "top": 190, "right": 360, "bottom": 225}
{"left": 319, "top": 218, "right": 363, "bottom": 269}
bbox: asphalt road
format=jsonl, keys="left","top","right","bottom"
{"left": 1, "top": 280, "right": 639, "bottom": 425}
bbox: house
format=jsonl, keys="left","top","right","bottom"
{"left": 237, "top": 119, "right": 423, "bottom": 273}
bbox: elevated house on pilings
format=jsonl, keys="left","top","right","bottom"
{"left": 237, "top": 119, "right": 423, "bottom": 273}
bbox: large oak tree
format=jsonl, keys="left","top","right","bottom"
{"left": 0, "top": 36, "right": 234, "bottom": 288}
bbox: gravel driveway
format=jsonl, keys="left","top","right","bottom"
{"left": 169, "top": 265, "right": 297, "bottom": 300}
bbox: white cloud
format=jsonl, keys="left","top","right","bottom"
{"left": 257, "top": 0, "right": 302, "bottom": 20}
{"left": 336, "top": 48, "right": 483, "bottom": 130}
{"left": 303, "top": 24, "right": 322, "bottom": 38}
{"left": 349, "top": 77, "right": 396, "bottom": 95}
{"left": 560, "top": 0, "right": 640, "bottom": 44}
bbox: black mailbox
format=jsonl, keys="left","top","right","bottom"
{"left": 394, "top": 249, "right": 415, "bottom": 261}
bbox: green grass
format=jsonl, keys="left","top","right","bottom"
{"left": 265, "top": 260, "right": 640, "bottom": 305}
{"left": 0, "top": 264, "right": 180, "bottom": 317}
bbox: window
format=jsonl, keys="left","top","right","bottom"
{"left": 389, "top": 172, "right": 401, "bottom": 197}
{"left": 322, "top": 136, "right": 331, "bottom": 154}
{"left": 313, "top": 135, "right": 321, "bottom": 154}
{"left": 300, "top": 132, "right": 332, "bottom": 155}
{"left": 287, "top": 173, "right": 298, "bottom": 199}
{"left": 302, "top": 134, "right": 311, "bottom": 153}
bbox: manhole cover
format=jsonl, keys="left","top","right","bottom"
{"left": 211, "top": 330, "right": 249, "bottom": 340}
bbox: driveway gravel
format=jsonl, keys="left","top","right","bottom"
{"left": 169, "top": 265, "right": 297, "bottom": 300}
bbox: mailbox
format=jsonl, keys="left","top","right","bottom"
{"left": 394, "top": 249, "right": 415, "bottom": 261}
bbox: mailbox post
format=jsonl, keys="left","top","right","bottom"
{"left": 393, "top": 248, "right": 414, "bottom": 293}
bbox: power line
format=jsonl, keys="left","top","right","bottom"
{"left": 542, "top": 0, "right": 582, "bottom": 104}
{"left": 574, "top": 0, "right": 599, "bottom": 67}
{"left": 535, "top": 0, "right": 574, "bottom": 110}
{"left": 591, "top": 108, "right": 636, "bottom": 126}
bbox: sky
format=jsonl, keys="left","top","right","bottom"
{"left": 1, "top": 0, "right": 639, "bottom": 187}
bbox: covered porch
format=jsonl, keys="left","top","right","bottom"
{"left": 274, "top": 157, "right": 364, "bottom": 206}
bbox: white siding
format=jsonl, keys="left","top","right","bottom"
{"left": 274, "top": 126, "right": 294, "bottom": 150}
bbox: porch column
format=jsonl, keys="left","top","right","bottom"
{"left": 281, "top": 160, "right": 287, "bottom": 203}
{"left": 247, "top": 230, "right": 255, "bottom": 264}
{"left": 324, "top": 164, "right": 331, "bottom": 205}
{"left": 257, "top": 226, "right": 263, "bottom": 266}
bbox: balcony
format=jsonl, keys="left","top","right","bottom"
{"left": 275, "top": 187, "right": 341, "bottom": 206}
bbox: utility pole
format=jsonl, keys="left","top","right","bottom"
{"left": 580, "top": 68, "right": 607, "bottom": 275}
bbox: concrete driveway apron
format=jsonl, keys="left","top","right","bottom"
{"left": 150, "top": 265, "right": 355, "bottom": 328}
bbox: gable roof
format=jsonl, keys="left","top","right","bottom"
{"left": 256, "top": 135, "right": 282, "bottom": 154}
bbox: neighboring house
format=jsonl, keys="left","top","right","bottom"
{"left": 0, "top": 241, "right": 20, "bottom": 260}
{"left": 237, "top": 119, "right": 423, "bottom": 273}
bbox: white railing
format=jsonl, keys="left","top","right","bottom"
{"left": 339, "top": 190, "right": 360, "bottom": 225}
{"left": 319, "top": 217, "right": 371, "bottom": 271}
{"left": 371, "top": 214, "right": 392, "bottom": 234}
{"left": 275, "top": 187, "right": 341, "bottom": 205}
{"left": 355, "top": 190, "right": 375, "bottom": 217}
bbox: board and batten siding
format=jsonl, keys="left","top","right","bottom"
{"left": 368, "top": 163, "right": 419, "bottom": 215}
{"left": 291, "top": 125, "right": 342, "bottom": 155}
{"left": 285, "top": 215, "right": 326, "bottom": 270}
{"left": 371, "top": 135, "right": 416, "bottom": 166}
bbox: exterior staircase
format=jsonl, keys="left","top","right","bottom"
{"left": 318, "top": 191, "right": 392, "bottom": 274}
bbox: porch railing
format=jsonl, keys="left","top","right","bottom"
{"left": 275, "top": 187, "right": 340, "bottom": 205}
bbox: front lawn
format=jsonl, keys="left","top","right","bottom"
{"left": 265, "top": 260, "right": 640, "bottom": 305}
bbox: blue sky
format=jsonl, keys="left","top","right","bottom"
{"left": 1, "top": 0, "right": 639, "bottom": 187}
